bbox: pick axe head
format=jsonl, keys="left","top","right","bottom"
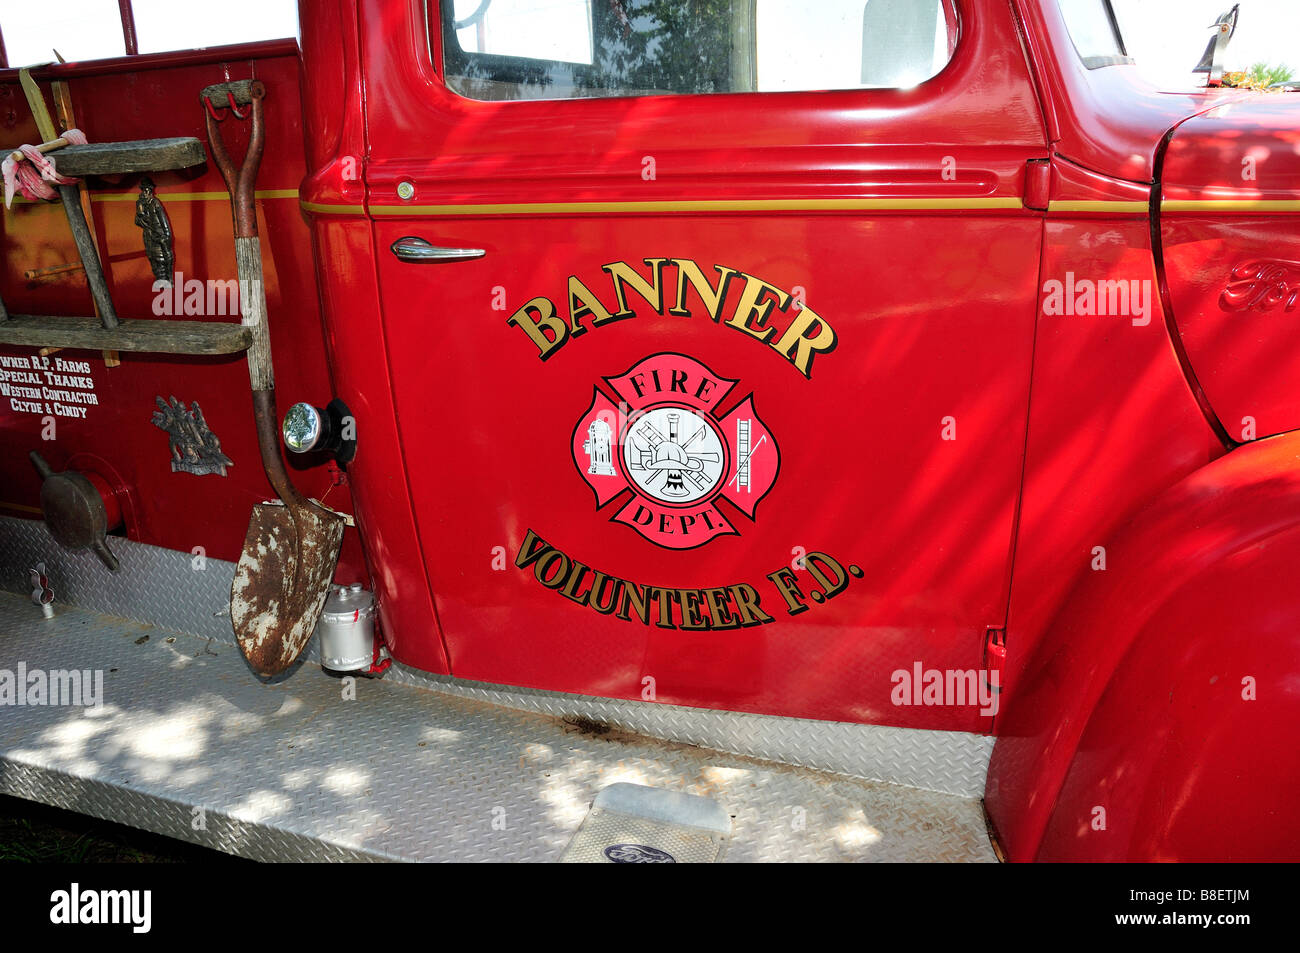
{"left": 231, "top": 500, "right": 345, "bottom": 677}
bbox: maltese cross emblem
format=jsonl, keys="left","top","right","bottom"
{"left": 571, "top": 353, "right": 779, "bottom": 549}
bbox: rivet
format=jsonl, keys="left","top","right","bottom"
{"left": 396, "top": 181, "right": 415, "bottom": 200}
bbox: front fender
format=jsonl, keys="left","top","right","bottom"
{"left": 987, "top": 431, "right": 1300, "bottom": 861}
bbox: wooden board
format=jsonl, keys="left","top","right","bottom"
{"left": 54, "top": 138, "right": 207, "bottom": 176}
{"left": 0, "top": 315, "right": 251, "bottom": 355}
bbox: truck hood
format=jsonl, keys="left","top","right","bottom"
{"left": 1162, "top": 95, "right": 1300, "bottom": 204}
{"left": 1158, "top": 94, "right": 1300, "bottom": 442}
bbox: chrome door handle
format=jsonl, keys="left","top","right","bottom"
{"left": 390, "top": 237, "right": 486, "bottom": 263}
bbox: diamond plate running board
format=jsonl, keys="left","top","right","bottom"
{"left": 0, "top": 515, "right": 993, "bottom": 798}
{"left": 0, "top": 592, "right": 996, "bottom": 862}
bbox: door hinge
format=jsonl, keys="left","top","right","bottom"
{"left": 1023, "top": 158, "right": 1051, "bottom": 211}
{"left": 982, "top": 627, "right": 1007, "bottom": 726}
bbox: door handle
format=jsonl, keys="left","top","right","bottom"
{"left": 390, "top": 236, "right": 486, "bottom": 263}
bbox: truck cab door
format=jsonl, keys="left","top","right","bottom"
{"left": 357, "top": 0, "right": 1046, "bottom": 729}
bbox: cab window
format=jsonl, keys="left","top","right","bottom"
{"left": 1, "top": 0, "right": 298, "bottom": 67}
{"left": 441, "top": 0, "right": 957, "bottom": 101}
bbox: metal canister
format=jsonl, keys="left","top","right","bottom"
{"left": 316, "top": 583, "right": 376, "bottom": 673}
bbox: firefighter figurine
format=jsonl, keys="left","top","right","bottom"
{"left": 135, "top": 176, "right": 174, "bottom": 285}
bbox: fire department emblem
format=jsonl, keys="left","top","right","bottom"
{"left": 571, "top": 353, "right": 779, "bottom": 549}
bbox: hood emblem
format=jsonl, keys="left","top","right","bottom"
{"left": 1221, "top": 258, "right": 1300, "bottom": 314}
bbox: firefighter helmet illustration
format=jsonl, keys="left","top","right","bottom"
{"left": 572, "top": 353, "right": 779, "bottom": 549}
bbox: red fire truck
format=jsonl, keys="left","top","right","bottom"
{"left": 0, "top": 0, "right": 1296, "bottom": 863}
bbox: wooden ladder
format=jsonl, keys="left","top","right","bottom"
{"left": 0, "top": 136, "right": 253, "bottom": 356}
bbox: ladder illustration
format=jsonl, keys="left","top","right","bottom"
{"left": 737, "top": 420, "right": 751, "bottom": 492}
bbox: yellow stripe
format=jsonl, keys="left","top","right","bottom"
{"left": 1162, "top": 199, "right": 1300, "bottom": 213}
{"left": 367, "top": 197, "right": 1025, "bottom": 216}
{"left": 3, "top": 197, "right": 62, "bottom": 208}
{"left": 91, "top": 189, "right": 300, "bottom": 203}
{"left": 299, "top": 200, "right": 368, "bottom": 216}
{"left": 0, "top": 501, "right": 42, "bottom": 515}
{"left": 1048, "top": 200, "right": 1148, "bottom": 213}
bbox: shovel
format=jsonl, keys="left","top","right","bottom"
{"left": 204, "top": 80, "right": 345, "bottom": 677}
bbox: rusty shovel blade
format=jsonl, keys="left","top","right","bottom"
{"left": 230, "top": 500, "right": 345, "bottom": 677}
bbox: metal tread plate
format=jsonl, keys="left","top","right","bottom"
{"left": 386, "top": 666, "right": 993, "bottom": 797}
{"left": 0, "top": 516, "right": 994, "bottom": 799}
{"left": 0, "top": 593, "right": 996, "bottom": 862}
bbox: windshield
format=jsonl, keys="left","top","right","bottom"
{"left": 1057, "top": 0, "right": 1127, "bottom": 66}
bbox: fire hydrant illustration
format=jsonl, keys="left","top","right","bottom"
{"left": 584, "top": 418, "right": 616, "bottom": 475}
